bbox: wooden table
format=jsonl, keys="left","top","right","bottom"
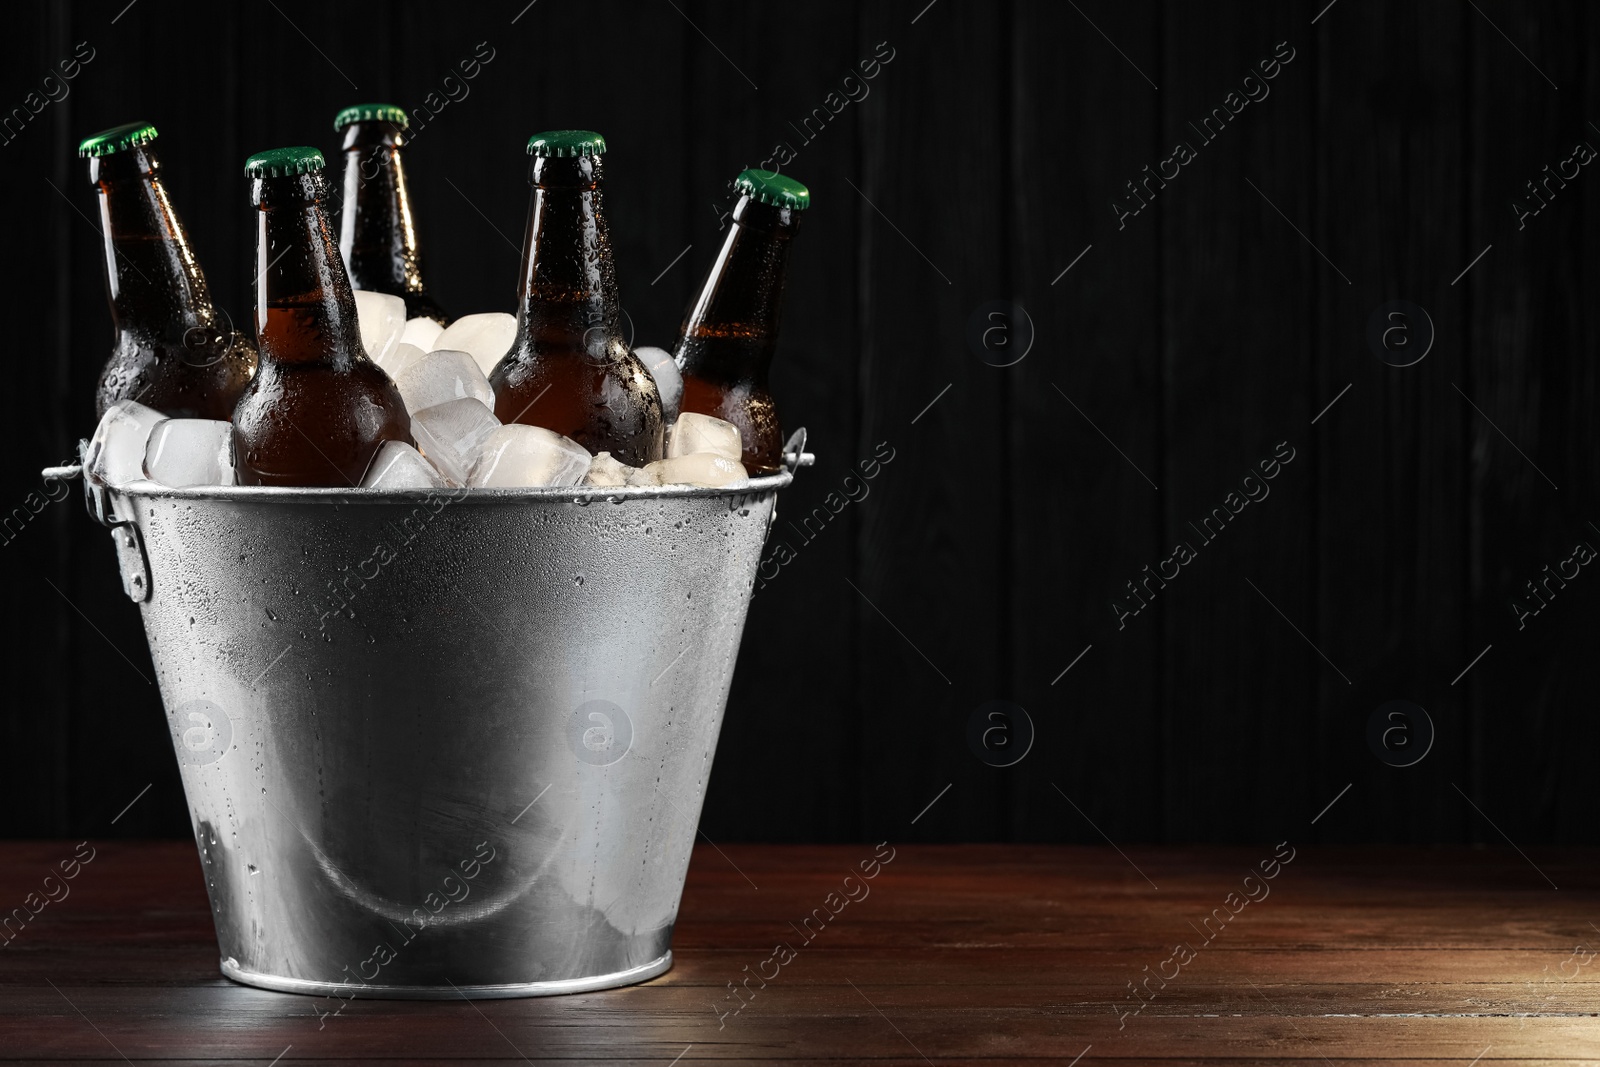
{"left": 2, "top": 842, "right": 1597, "bottom": 1063}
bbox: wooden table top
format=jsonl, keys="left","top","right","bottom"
{"left": 2, "top": 841, "right": 1597, "bottom": 1063}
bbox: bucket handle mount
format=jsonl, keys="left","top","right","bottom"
{"left": 42, "top": 442, "right": 151, "bottom": 603}
{"left": 781, "top": 428, "right": 814, "bottom": 474}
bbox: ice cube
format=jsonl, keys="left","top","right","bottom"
{"left": 432, "top": 312, "right": 517, "bottom": 378}
{"left": 411, "top": 397, "right": 500, "bottom": 485}
{"left": 626, "top": 465, "right": 663, "bottom": 487}
{"left": 394, "top": 349, "right": 495, "bottom": 414}
{"left": 667, "top": 412, "right": 742, "bottom": 462}
{"left": 584, "top": 451, "right": 628, "bottom": 487}
{"left": 469, "top": 425, "right": 590, "bottom": 488}
{"left": 87, "top": 400, "right": 167, "bottom": 487}
{"left": 361, "top": 441, "right": 449, "bottom": 490}
{"left": 398, "top": 316, "right": 445, "bottom": 351}
{"left": 645, "top": 452, "right": 749, "bottom": 489}
{"left": 635, "top": 345, "right": 682, "bottom": 423}
{"left": 582, "top": 451, "right": 640, "bottom": 487}
{"left": 376, "top": 342, "right": 428, "bottom": 381}
{"left": 354, "top": 290, "right": 406, "bottom": 365}
{"left": 585, "top": 451, "right": 661, "bottom": 487}
{"left": 144, "top": 419, "right": 234, "bottom": 488}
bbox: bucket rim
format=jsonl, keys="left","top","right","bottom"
{"left": 107, "top": 468, "right": 793, "bottom": 505}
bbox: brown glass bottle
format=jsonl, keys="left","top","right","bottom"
{"left": 80, "top": 122, "right": 257, "bottom": 419}
{"left": 673, "top": 169, "right": 809, "bottom": 475}
{"left": 489, "top": 130, "right": 663, "bottom": 466}
{"left": 232, "top": 147, "right": 411, "bottom": 487}
{"left": 334, "top": 104, "right": 448, "bottom": 324}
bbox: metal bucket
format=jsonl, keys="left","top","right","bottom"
{"left": 53, "top": 431, "right": 808, "bottom": 999}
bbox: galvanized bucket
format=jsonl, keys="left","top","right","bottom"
{"left": 51, "top": 430, "right": 809, "bottom": 999}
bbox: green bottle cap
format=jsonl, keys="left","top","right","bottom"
{"left": 734, "top": 169, "right": 810, "bottom": 211}
{"left": 78, "top": 121, "right": 158, "bottom": 159}
{"left": 333, "top": 103, "right": 410, "bottom": 132}
{"left": 526, "top": 130, "right": 606, "bottom": 158}
{"left": 244, "top": 146, "right": 327, "bottom": 179}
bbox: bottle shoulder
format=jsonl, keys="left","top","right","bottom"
{"left": 234, "top": 359, "right": 408, "bottom": 447}
{"left": 97, "top": 335, "right": 258, "bottom": 420}
{"left": 492, "top": 344, "right": 657, "bottom": 389}
{"left": 243, "top": 354, "right": 393, "bottom": 391}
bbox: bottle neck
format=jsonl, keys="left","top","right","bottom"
{"left": 339, "top": 121, "right": 429, "bottom": 299}
{"left": 91, "top": 147, "right": 224, "bottom": 349}
{"left": 675, "top": 196, "right": 799, "bottom": 384}
{"left": 253, "top": 171, "right": 364, "bottom": 367}
{"left": 511, "top": 155, "right": 626, "bottom": 362}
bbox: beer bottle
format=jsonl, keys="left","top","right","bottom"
{"left": 333, "top": 103, "right": 449, "bottom": 324}
{"left": 232, "top": 147, "right": 411, "bottom": 487}
{"left": 80, "top": 121, "right": 257, "bottom": 419}
{"left": 673, "top": 169, "right": 809, "bottom": 475}
{"left": 489, "top": 131, "right": 663, "bottom": 466}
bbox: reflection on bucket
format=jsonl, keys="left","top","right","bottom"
{"left": 170, "top": 699, "right": 232, "bottom": 766}
{"left": 572, "top": 700, "right": 632, "bottom": 767}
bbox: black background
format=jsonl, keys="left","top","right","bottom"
{"left": 2, "top": 0, "right": 1596, "bottom": 846}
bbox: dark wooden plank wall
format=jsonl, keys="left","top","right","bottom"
{"left": 1, "top": 0, "right": 1594, "bottom": 844}
{"left": 1009, "top": 2, "right": 1165, "bottom": 842}
{"left": 1315, "top": 3, "right": 1471, "bottom": 843}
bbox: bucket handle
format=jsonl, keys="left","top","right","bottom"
{"left": 43, "top": 439, "right": 116, "bottom": 528}
{"left": 47, "top": 431, "right": 819, "bottom": 485}
{"left": 42, "top": 442, "right": 152, "bottom": 603}
{"left": 43, "top": 427, "right": 813, "bottom": 604}
{"left": 781, "top": 428, "right": 815, "bottom": 474}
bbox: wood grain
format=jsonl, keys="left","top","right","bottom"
{"left": 1462, "top": 0, "right": 1600, "bottom": 849}
{"left": 1006, "top": 0, "right": 1165, "bottom": 842}
{"left": 1156, "top": 5, "right": 1319, "bottom": 842}
{"left": 2, "top": 843, "right": 1599, "bottom": 1062}
{"left": 1310, "top": 0, "right": 1473, "bottom": 845}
